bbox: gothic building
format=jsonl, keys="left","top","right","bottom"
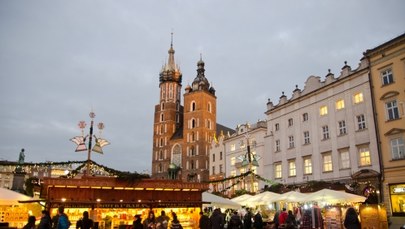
{"left": 151, "top": 39, "right": 231, "bottom": 182}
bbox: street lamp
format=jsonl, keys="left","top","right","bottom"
{"left": 70, "top": 111, "right": 110, "bottom": 176}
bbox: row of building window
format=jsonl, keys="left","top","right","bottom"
{"left": 275, "top": 114, "right": 367, "bottom": 151}
{"left": 274, "top": 147, "right": 371, "bottom": 179}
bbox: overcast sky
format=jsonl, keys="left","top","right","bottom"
{"left": 0, "top": 1, "right": 404, "bottom": 174}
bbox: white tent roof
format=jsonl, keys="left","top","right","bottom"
{"left": 301, "top": 188, "right": 366, "bottom": 204}
{"left": 202, "top": 192, "right": 241, "bottom": 209}
{"left": 0, "top": 187, "right": 35, "bottom": 205}
{"left": 231, "top": 194, "right": 253, "bottom": 205}
{"left": 248, "top": 191, "right": 281, "bottom": 205}
{"left": 272, "top": 191, "right": 308, "bottom": 202}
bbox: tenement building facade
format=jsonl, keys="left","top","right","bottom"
{"left": 264, "top": 58, "right": 381, "bottom": 194}
{"left": 151, "top": 39, "right": 230, "bottom": 182}
{"left": 365, "top": 33, "right": 405, "bottom": 217}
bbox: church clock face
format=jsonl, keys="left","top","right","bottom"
{"left": 172, "top": 145, "right": 182, "bottom": 167}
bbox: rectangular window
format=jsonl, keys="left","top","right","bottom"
{"left": 212, "top": 154, "right": 215, "bottom": 162}
{"left": 231, "top": 157, "right": 235, "bottom": 166}
{"left": 354, "top": 92, "right": 364, "bottom": 104}
{"left": 340, "top": 150, "right": 350, "bottom": 169}
{"left": 391, "top": 138, "right": 405, "bottom": 160}
{"left": 359, "top": 147, "right": 371, "bottom": 166}
{"left": 338, "top": 120, "right": 347, "bottom": 135}
{"left": 212, "top": 166, "right": 215, "bottom": 175}
{"left": 386, "top": 100, "right": 400, "bottom": 120}
{"left": 220, "top": 151, "right": 223, "bottom": 160}
{"left": 323, "top": 154, "right": 333, "bottom": 172}
{"left": 275, "top": 163, "right": 282, "bottom": 179}
{"left": 303, "top": 113, "right": 309, "bottom": 122}
{"left": 275, "top": 140, "right": 280, "bottom": 152}
{"left": 322, "top": 125, "right": 330, "bottom": 140}
{"left": 304, "top": 131, "right": 310, "bottom": 144}
{"left": 289, "top": 160, "right": 296, "bottom": 177}
{"left": 275, "top": 123, "right": 280, "bottom": 131}
{"left": 357, "top": 114, "right": 366, "bottom": 130}
{"left": 381, "top": 68, "right": 394, "bottom": 85}
{"left": 288, "top": 136, "right": 295, "bottom": 148}
{"left": 219, "top": 164, "right": 223, "bottom": 173}
{"left": 288, "top": 118, "right": 294, "bottom": 127}
{"left": 231, "top": 170, "right": 236, "bottom": 177}
{"left": 320, "top": 106, "right": 328, "bottom": 116}
{"left": 336, "top": 99, "right": 345, "bottom": 110}
{"left": 304, "top": 158, "right": 312, "bottom": 174}
{"left": 230, "top": 144, "right": 236, "bottom": 151}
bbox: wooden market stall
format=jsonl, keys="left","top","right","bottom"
{"left": 40, "top": 177, "right": 209, "bottom": 229}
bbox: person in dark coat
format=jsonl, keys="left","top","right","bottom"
{"left": 209, "top": 208, "right": 224, "bottom": 229}
{"left": 133, "top": 215, "right": 143, "bottom": 229}
{"left": 243, "top": 209, "right": 252, "bottom": 229}
{"left": 344, "top": 207, "right": 360, "bottom": 229}
{"left": 253, "top": 212, "right": 263, "bottom": 229}
{"left": 228, "top": 211, "right": 242, "bottom": 229}
{"left": 285, "top": 210, "right": 297, "bottom": 229}
{"left": 23, "top": 215, "right": 36, "bottom": 229}
{"left": 199, "top": 211, "right": 210, "bottom": 229}
{"left": 272, "top": 211, "right": 280, "bottom": 229}
{"left": 169, "top": 213, "right": 182, "bottom": 229}
{"left": 76, "top": 211, "right": 94, "bottom": 229}
{"left": 38, "top": 210, "right": 52, "bottom": 229}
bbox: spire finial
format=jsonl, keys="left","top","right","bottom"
{"left": 200, "top": 53, "right": 202, "bottom": 61}
{"left": 171, "top": 30, "right": 174, "bottom": 48}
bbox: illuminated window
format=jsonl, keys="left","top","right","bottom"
{"left": 275, "top": 163, "right": 282, "bottom": 179}
{"left": 304, "top": 158, "right": 312, "bottom": 174}
{"left": 231, "top": 157, "right": 235, "bottom": 165}
{"left": 208, "top": 102, "right": 212, "bottom": 112}
{"left": 336, "top": 99, "right": 345, "bottom": 110}
{"left": 354, "top": 92, "right": 364, "bottom": 104}
{"left": 386, "top": 100, "right": 400, "bottom": 120}
{"left": 230, "top": 144, "right": 236, "bottom": 151}
{"left": 275, "top": 140, "right": 280, "bottom": 152}
{"left": 357, "top": 114, "right": 366, "bottom": 130}
{"left": 359, "top": 147, "right": 371, "bottom": 166}
{"left": 322, "top": 125, "right": 330, "bottom": 140}
{"left": 320, "top": 106, "right": 328, "bottom": 116}
{"left": 381, "top": 68, "right": 394, "bottom": 85}
{"left": 338, "top": 120, "right": 347, "bottom": 135}
{"left": 323, "top": 153, "right": 333, "bottom": 172}
{"left": 288, "top": 136, "right": 294, "bottom": 148}
{"left": 391, "top": 138, "right": 405, "bottom": 160}
{"left": 231, "top": 170, "right": 236, "bottom": 177}
{"left": 304, "top": 131, "right": 310, "bottom": 144}
{"left": 340, "top": 150, "right": 350, "bottom": 169}
{"left": 289, "top": 160, "right": 296, "bottom": 177}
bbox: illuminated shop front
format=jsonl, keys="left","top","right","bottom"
{"left": 41, "top": 177, "right": 208, "bottom": 229}
{"left": 389, "top": 183, "right": 405, "bottom": 216}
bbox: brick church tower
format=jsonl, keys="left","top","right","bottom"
{"left": 151, "top": 37, "right": 216, "bottom": 182}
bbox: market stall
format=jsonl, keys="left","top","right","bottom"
{"left": 202, "top": 192, "right": 241, "bottom": 209}
{"left": 41, "top": 177, "right": 208, "bottom": 229}
{"left": 0, "top": 188, "right": 42, "bottom": 228}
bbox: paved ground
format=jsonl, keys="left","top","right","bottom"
{"left": 390, "top": 216, "right": 405, "bottom": 229}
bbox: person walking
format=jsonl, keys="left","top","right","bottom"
{"left": 76, "top": 211, "right": 94, "bottom": 229}
{"left": 143, "top": 211, "right": 156, "bottom": 229}
{"left": 243, "top": 209, "right": 252, "bottom": 229}
{"left": 285, "top": 210, "right": 297, "bottom": 229}
{"left": 278, "top": 208, "right": 288, "bottom": 227}
{"left": 199, "top": 211, "right": 210, "bottom": 229}
{"left": 253, "top": 211, "right": 263, "bottom": 229}
{"left": 227, "top": 211, "right": 242, "bottom": 229}
{"left": 23, "top": 215, "right": 36, "bottom": 229}
{"left": 38, "top": 210, "right": 52, "bottom": 229}
{"left": 57, "top": 206, "right": 71, "bottom": 229}
{"left": 272, "top": 211, "right": 280, "bottom": 229}
{"left": 156, "top": 211, "right": 170, "bottom": 229}
{"left": 344, "top": 207, "right": 360, "bottom": 229}
{"left": 210, "top": 208, "right": 224, "bottom": 229}
{"left": 133, "top": 215, "right": 143, "bottom": 229}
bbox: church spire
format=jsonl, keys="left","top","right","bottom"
{"left": 159, "top": 32, "right": 182, "bottom": 84}
{"left": 167, "top": 32, "right": 175, "bottom": 70}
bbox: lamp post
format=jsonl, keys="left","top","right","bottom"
{"left": 70, "top": 111, "right": 110, "bottom": 176}
{"left": 241, "top": 125, "right": 260, "bottom": 193}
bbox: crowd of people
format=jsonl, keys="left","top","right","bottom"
{"left": 22, "top": 206, "right": 360, "bottom": 229}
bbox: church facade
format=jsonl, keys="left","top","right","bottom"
{"left": 151, "top": 40, "right": 219, "bottom": 182}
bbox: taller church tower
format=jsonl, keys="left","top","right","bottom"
{"left": 151, "top": 37, "right": 217, "bottom": 182}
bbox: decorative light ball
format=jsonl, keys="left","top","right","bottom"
{"left": 78, "top": 121, "right": 86, "bottom": 129}
{"left": 98, "top": 122, "right": 105, "bottom": 130}
{"left": 89, "top": 112, "right": 96, "bottom": 119}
